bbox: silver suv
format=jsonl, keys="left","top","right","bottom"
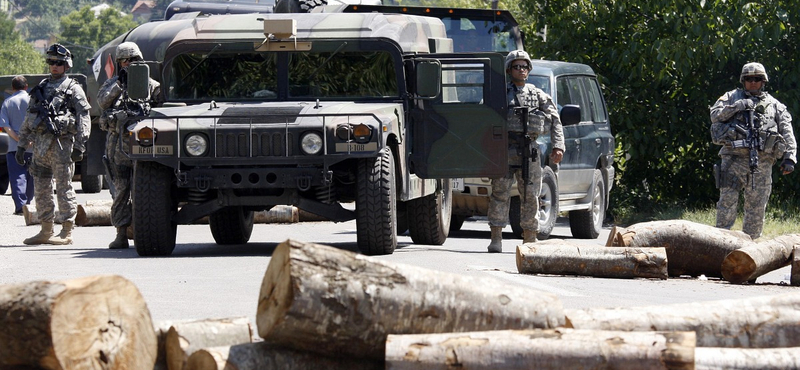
{"left": 451, "top": 59, "right": 615, "bottom": 239}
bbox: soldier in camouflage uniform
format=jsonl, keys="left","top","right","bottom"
{"left": 487, "top": 50, "right": 565, "bottom": 253}
{"left": 97, "top": 42, "right": 161, "bottom": 249}
{"left": 16, "top": 44, "right": 91, "bottom": 245}
{"left": 710, "top": 62, "right": 796, "bottom": 239}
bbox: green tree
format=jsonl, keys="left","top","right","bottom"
{"left": 58, "top": 5, "right": 138, "bottom": 75}
{"left": 519, "top": 0, "right": 800, "bottom": 213}
{"left": 0, "top": 12, "right": 46, "bottom": 75}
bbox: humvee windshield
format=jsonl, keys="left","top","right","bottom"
{"left": 168, "top": 42, "right": 399, "bottom": 101}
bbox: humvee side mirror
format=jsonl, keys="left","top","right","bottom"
{"left": 560, "top": 104, "right": 581, "bottom": 126}
{"left": 127, "top": 63, "right": 150, "bottom": 100}
{"left": 416, "top": 60, "right": 441, "bottom": 98}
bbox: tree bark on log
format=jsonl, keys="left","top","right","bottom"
{"left": 0, "top": 275, "right": 157, "bottom": 370}
{"left": 694, "top": 347, "right": 800, "bottom": 370}
{"left": 76, "top": 202, "right": 113, "bottom": 226}
{"left": 565, "top": 292, "right": 800, "bottom": 348}
{"left": 185, "top": 343, "right": 382, "bottom": 370}
{"left": 257, "top": 239, "right": 565, "bottom": 360}
{"left": 165, "top": 317, "right": 253, "bottom": 370}
{"left": 254, "top": 206, "right": 298, "bottom": 223}
{"left": 517, "top": 240, "right": 668, "bottom": 279}
{"left": 385, "top": 329, "right": 695, "bottom": 370}
{"left": 721, "top": 234, "right": 800, "bottom": 284}
{"left": 607, "top": 220, "right": 751, "bottom": 277}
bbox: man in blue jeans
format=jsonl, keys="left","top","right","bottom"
{"left": 1, "top": 75, "right": 34, "bottom": 215}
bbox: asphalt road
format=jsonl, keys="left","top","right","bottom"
{"left": 0, "top": 184, "right": 793, "bottom": 328}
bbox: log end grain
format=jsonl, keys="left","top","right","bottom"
{"left": 257, "top": 240, "right": 295, "bottom": 340}
{"left": 721, "top": 250, "right": 757, "bottom": 284}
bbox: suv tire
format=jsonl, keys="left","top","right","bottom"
{"left": 356, "top": 148, "right": 397, "bottom": 255}
{"left": 569, "top": 169, "right": 605, "bottom": 239}
{"left": 80, "top": 158, "right": 102, "bottom": 194}
{"left": 210, "top": 206, "right": 254, "bottom": 245}
{"left": 134, "top": 162, "right": 177, "bottom": 256}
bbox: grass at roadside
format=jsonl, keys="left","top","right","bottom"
{"left": 611, "top": 200, "right": 800, "bottom": 239}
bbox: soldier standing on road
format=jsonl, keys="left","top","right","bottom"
{"left": 16, "top": 44, "right": 91, "bottom": 245}
{"left": 97, "top": 42, "right": 161, "bottom": 249}
{"left": 487, "top": 50, "right": 565, "bottom": 253}
{"left": 710, "top": 62, "right": 796, "bottom": 239}
{"left": 1, "top": 76, "right": 34, "bottom": 215}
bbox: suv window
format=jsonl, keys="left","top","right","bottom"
{"left": 585, "top": 78, "right": 608, "bottom": 123}
{"left": 556, "top": 76, "right": 592, "bottom": 122}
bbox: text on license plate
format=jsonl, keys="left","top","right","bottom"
{"left": 335, "top": 142, "right": 378, "bottom": 152}
{"left": 133, "top": 145, "right": 174, "bottom": 155}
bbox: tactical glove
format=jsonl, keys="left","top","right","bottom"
{"left": 780, "top": 159, "right": 795, "bottom": 174}
{"left": 735, "top": 98, "right": 755, "bottom": 112}
{"left": 70, "top": 148, "right": 84, "bottom": 163}
{"left": 15, "top": 148, "right": 26, "bottom": 166}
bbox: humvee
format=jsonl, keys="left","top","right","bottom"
{"left": 102, "top": 12, "right": 510, "bottom": 256}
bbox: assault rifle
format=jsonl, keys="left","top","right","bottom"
{"left": 514, "top": 104, "right": 537, "bottom": 202}
{"left": 30, "top": 85, "right": 63, "bottom": 150}
{"left": 731, "top": 100, "right": 763, "bottom": 189}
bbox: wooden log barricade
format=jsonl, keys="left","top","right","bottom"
{"left": 385, "top": 329, "right": 696, "bottom": 370}
{"left": 256, "top": 239, "right": 565, "bottom": 360}
{"left": 694, "top": 347, "right": 800, "bottom": 370}
{"left": 721, "top": 234, "right": 800, "bottom": 284}
{"left": 165, "top": 317, "right": 254, "bottom": 370}
{"left": 185, "top": 342, "right": 383, "bottom": 370}
{"left": 607, "top": 220, "right": 752, "bottom": 277}
{"left": 75, "top": 200, "right": 114, "bottom": 226}
{"left": 565, "top": 292, "right": 800, "bottom": 348}
{"left": 517, "top": 240, "right": 668, "bottom": 279}
{"left": 0, "top": 275, "right": 157, "bottom": 370}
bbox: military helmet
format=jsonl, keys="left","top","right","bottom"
{"left": 116, "top": 42, "right": 143, "bottom": 62}
{"left": 740, "top": 62, "right": 769, "bottom": 83}
{"left": 46, "top": 43, "right": 73, "bottom": 68}
{"left": 505, "top": 50, "right": 532, "bottom": 71}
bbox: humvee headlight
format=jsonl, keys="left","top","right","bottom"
{"left": 335, "top": 124, "right": 351, "bottom": 140}
{"left": 185, "top": 133, "right": 208, "bottom": 157}
{"left": 352, "top": 124, "right": 372, "bottom": 143}
{"left": 301, "top": 132, "right": 323, "bottom": 155}
{"left": 137, "top": 126, "right": 157, "bottom": 146}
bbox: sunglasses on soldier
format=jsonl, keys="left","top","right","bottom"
{"left": 511, "top": 64, "right": 529, "bottom": 71}
{"left": 46, "top": 60, "right": 66, "bottom": 66}
{"left": 744, "top": 76, "right": 764, "bottom": 83}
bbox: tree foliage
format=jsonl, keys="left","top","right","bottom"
{"left": 516, "top": 0, "right": 800, "bottom": 212}
{"left": 0, "top": 12, "right": 46, "bottom": 75}
{"left": 58, "top": 5, "right": 139, "bottom": 75}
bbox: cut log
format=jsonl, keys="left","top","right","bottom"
{"left": 608, "top": 219, "right": 751, "bottom": 277}
{"left": 721, "top": 234, "right": 800, "bottom": 284}
{"left": 75, "top": 202, "right": 112, "bottom": 226}
{"left": 792, "top": 246, "right": 800, "bottom": 286}
{"left": 165, "top": 317, "right": 253, "bottom": 370}
{"left": 385, "top": 329, "right": 695, "bottom": 370}
{"left": 185, "top": 342, "right": 382, "bottom": 370}
{"left": 254, "top": 206, "right": 298, "bottom": 223}
{"left": 565, "top": 292, "right": 800, "bottom": 348}
{"left": 257, "top": 239, "right": 565, "bottom": 360}
{"left": 0, "top": 275, "right": 157, "bottom": 370}
{"left": 22, "top": 205, "right": 66, "bottom": 225}
{"left": 695, "top": 347, "right": 800, "bottom": 370}
{"left": 517, "top": 240, "right": 668, "bottom": 279}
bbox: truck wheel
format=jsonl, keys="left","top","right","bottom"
{"left": 449, "top": 214, "right": 466, "bottom": 232}
{"left": 356, "top": 148, "right": 397, "bottom": 255}
{"left": 537, "top": 167, "right": 559, "bottom": 240}
{"left": 133, "top": 162, "right": 177, "bottom": 256}
{"left": 209, "top": 206, "right": 254, "bottom": 245}
{"left": 80, "top": 158, "right": 102, "bottom": 194}
{"left": 408, "top": 179, "right": 452, "bottom": 245}
{"left": 569, "top": 169, "right": 605, "bottom": 239}
{"left": 510, "top": 166, "right": 558, "bottom": 239}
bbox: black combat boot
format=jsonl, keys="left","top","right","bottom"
{"left": 109, "top": 226, "right": 130, "bottom": 249}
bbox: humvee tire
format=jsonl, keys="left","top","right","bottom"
{"left": 80, "top": 157, "right": 102, "bottom": 194}
{"left": 510, "top": 166, "right": 558, "bottom": 240}
{"left": 134, "top": 161, "right": 177, "bottom": 256}
{"left": 356, "top": 148, "right": 397, "bottom": 255}
{"left": 407, "top": 180, "right": 452, "bottom": 245}
{"left": 210, "top": 206, "right": 254, "bottom": 245}
{"left": 569, "top": 169, "right": 605, "bottom": 239}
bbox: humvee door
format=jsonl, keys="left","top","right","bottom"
{"left": 408, "top": 53, "right": 507, "bottom": 179}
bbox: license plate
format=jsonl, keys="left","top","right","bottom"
{"left": 451, "top": 178, "right": 464, "bottom": 191}
{"left": 335, "top": 142, "right": 378, "bottom": 152}
{"left": 133, "top": 145, "right": 174, "bottom": 155}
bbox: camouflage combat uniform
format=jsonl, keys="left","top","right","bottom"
{"left": 18, "top": 75, "right": 91, "bottom": 229}
{"left": 710, "top": 89, "right": 796, "bottom": 239}
{"left": 97, "top": 66, "right": 161, "bottom": 242}
{"left": 488, "top": 82, "right": 565, "bottom": 233}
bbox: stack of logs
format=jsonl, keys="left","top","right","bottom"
{"left": 2, "top": 236, "right": 800, "bottom": 369}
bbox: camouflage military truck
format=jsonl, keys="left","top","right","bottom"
{"left": 98, "top": 12, "right": 509, "bottom": 256}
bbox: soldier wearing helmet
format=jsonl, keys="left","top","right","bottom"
{"left": 486, "top": 50, "right": 565, "bottom": 252}
{"left": 710, "top": 62, "right": 797, "bottom": 239}
{"left": 15, "top": 43, "right": 91, "bottom": 245}
{"left": 97, "top": 41, "right": 162, "bottom": 249}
